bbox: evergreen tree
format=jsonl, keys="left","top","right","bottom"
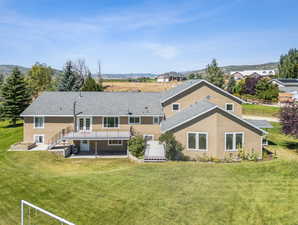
{"left": 58, "top": 61, "right": 83, "bottom": 91}
{"left": 227, "top": 76, "right": 236, "bottom": 93}
{"left": 0, "top": 67, "right": 31, "bottom": 126}
{"left": 255, "top": 78, "right": 279, "bottom": 101}
{"left": 26, "top": 62, "right": 54, "bottom": 98}
{"left": 278, "top": 48, "right": 298, "bottom": 78}
{"left": 81, "top": 73, "right": 103, "bottom": 91}
{"left": 0, "top": 73, "right": 4, "bottom": 86}
{"left": 206, "top": 59, "right": 224, "bottom": 88}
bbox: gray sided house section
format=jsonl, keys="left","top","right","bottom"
{"left": 21, "top": 92, "right": 163, "bottom": 116}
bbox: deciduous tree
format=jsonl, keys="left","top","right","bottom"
{"left": 280, "top": 103, "right": 298, "bottom": 138}
{"left": 26, "top": 63, "right": 54, "bottom": 98}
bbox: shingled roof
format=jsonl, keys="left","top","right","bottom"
{"left": 21, "top": 92, "right": 163, "bottom": 116}
{"left": 160, "top": 99, "right": 267, "bottom": 134}
{"left": 160, "top": 79, "right": 245, "bottom": 104}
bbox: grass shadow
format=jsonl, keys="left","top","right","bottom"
{"left": 4, "top": 123, "right": 23, "bottom": 128}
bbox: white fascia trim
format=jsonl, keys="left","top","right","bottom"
{"left": 22, "top": 114, "right": 163, "bottom": 117}
{"left": 162, "top": 105, "right": 267, "bottom": 135}
{"left": 162, "top": 106, "right": 218, "bottom": 133}
{"left": 161, "top": 80, "right": 246, "bottom": 104}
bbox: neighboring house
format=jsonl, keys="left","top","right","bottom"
{"left": 271, "top": 79, "right": 298, "bottom": 104}
{"left": 156, "top": 72, "right": 185, "bottom": 82}
{"left": 21, "top": 80, "right": 271, "bottom": 160}
{"left": 231, "top": 70, "right": 275, "bottom": 80}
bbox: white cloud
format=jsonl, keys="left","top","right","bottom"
{"left": 143, "top": 43, "right": 179, "bottom": 60}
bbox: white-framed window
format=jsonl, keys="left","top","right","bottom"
{"left": 129, "top": 116, "right": 141, "bottom": 124}
{"left": 187, "top": 132, "right": 208, "bottom": 151}
{"left": 34, "top": 117, "right": 44, "bottom": 128}
{"left": 172, "top": 103, "right": 180, "bottom": 112}
{"left": 103, "top": 117, "right": 119, "bottom": 128}
{"left": 34, "top": 134, "right": 44, "bottom": 144}
{"left": 144, "top": 134, "right": 154, "bottom": 141}
{"left": 108, "top": 140, "right": 122, "bottom": 146}
{"left": 225, "top": 132, "right": 244, "bottom": 152}
{"left": 225, "top": 103, "right": 234, "bottom": 112}
{"left": 77, "top": 117, "right": 92, "bottom": 131}
{"left": 153, "top": 116, "right": 160, "bottom": 124}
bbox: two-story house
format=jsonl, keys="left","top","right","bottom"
{"left": 21, "top": 80, "right": 270, "bottom": 160}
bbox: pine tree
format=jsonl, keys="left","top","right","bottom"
{"left": 0, "top": 67, "right": 31, "bottom": 126}
{"left": 58, "top": 61, "right": 83, "bottom": 91}
{"left": 206, "top": 59, "right": 224, "bottom": 88}
{"left": 227, "top": 76, "right": 236, "bottom": 93}
{"left": 81, "top": 73, "right": 103, "bottom": 91}
{"left": 278, "top": 48, "right": 298, "bottom": 78}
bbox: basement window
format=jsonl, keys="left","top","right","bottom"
{"left": 172, "top": 103, "right": 180, "bottom": 112}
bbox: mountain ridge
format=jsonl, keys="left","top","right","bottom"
{"left": 0, "top": 62, "right": 278, "bottom": 78}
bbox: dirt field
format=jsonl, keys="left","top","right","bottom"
{"left": 103, "top": 81, "right": 181, "bottom": 92}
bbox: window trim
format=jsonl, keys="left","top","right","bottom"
{"left": 187, "top": 132, "right": 208, "bottom": 151}
{"left": 33, "top": 134, "right": 44, "bottom": 144}
{"left": 108, "top": 140, "right": 123, "bottom": 146}
{"left": 224, "top": 132, "right": 244, "bottom": 152}
{"left": 128, "top": 116, "right": 141, "bottom": 125}
{"left": 102, "top": 116, "right": 120, "bottom": 128}
{"left": 153, "top": 116, "right": 160, "bottom": 124}
{"left": 77, "top": 117, "right": 92, "bottom": 131}
{"left": 172, "top": 103, "right": 180, "bottom": 112}
{"left": 34, "top": 116, "right": 44, "bottom": 129}
{"left": 225, "top": 103, "right": 234, "bottom": 112}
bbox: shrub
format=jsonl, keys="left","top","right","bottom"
{"left": 280, "top": 103, "right": 298, "bottom": 138}
{"left": 159, "top": 132, "right": 184, "bottom": 160}
{"left": 128, "top": 136, "right": 145, "bottom": 158}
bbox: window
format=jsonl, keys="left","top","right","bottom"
{"left": 225, "top": 103, "right": 234, "bottom": 112}
{"left": 34, "top": 117, "right": 44, "bottom": 128}
{"left": 103, "top": 117, "right": 119, "bottom": 128}
{"left": 225, "top": 132, "right": 244, "bottom": 151}
{"left": 187, "top": 132, "right": 208, "bottom": 151}
{"left": 78, "top": 117, "right": 92, "bottom": 131}
{"left": 153, "top": 116, "right": 160, "bottom": 124}
{"left": 34, "top": 135, "right": 44, "bottom": 144}
{"left": 129, "top": 116, "right": 140, "bottom": 124}
{"left": 108, "top": 140, "right": 122, "bottom": 146}
{"left": 172, "top": 103, "right": 180, "bottom": 112}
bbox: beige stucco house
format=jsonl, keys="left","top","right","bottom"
{"left": 21, "top": 80, "right": 271, "bottom": 160}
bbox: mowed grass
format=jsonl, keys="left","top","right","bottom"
{"left": 242, "top": 104, "right": 280, "bottom": 117}
{"left": 1, "top": 121, "right": 298, "bottom": 225}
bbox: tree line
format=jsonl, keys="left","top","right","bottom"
{"left": 0, "top": 60, "right": 103, "bottom": 125}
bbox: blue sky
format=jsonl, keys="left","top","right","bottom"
{"left": 0, "top": 0, "right": 297, "bottom": 73}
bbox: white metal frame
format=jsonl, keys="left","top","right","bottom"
{"left": 33, "top": 116, "right": 44, "bottom": 129}
{"left": 77, "top": 116, "right": 92, "bottom": 132}
{"left": 21, "top": 200, "right": 75, "bottom": 225}
{"left": 153, "top": 116, "right": 160, "bottom": 124}
{"left": 102, "top": 116, "right": 120, "bottom": 128}
{"left": 172, "top": 103, "right": 180, "bottom": 112}
{"left": 187, "top": 132, "right": 208, "bottom": 151}
{"left": 224, "top": 132, "right": 244, "bottom": 152}
{"left": 225, "top": 103, "right": 234, "bottom": 112}
{"left": 143, "top": 134, "right": 154, "bottom": 141}
{"left": 108, "top": 140, "right": 123, "bottom": 146}
{"left": 128, "top": 116, "right": 141, "bottom": 125}
{"left": 33, "top": 134, "right": 45, "bottom": 144}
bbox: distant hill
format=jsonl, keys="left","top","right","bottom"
{"left": 102, "top": 73, "right": 157, "bottom": 79}
{"left": 183, "top": 62, "right": 279, "bottom": 76}
{"left": 0, "top": 62, "right": 279, "bottom": 79}
{"left": 0, "top": 64, "right": 61, "bottom": 76}
{"left": 0, "top": 65, "right": 30, "bottom": 75}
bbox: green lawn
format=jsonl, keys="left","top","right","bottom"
{"left": 242, "top": 104, "right": 280, "bottom": 117}
{"left": 1, "top": 121, "right": 298, "bottom": 225}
